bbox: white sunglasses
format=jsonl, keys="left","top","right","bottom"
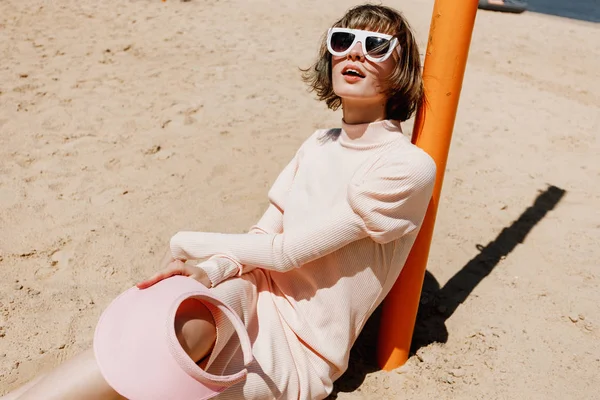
{"left": 327, "top": 28, "right": 400, "bottom": 63}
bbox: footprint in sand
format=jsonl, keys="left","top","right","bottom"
{"left": 34, "top": 248, "right": 75, "bottom": 280}
{"left": 39, "top": 107, "right": 73, "bottom": 132}
{"left": 50, "top": 249, "right": 74, "bottom": 269}
{"left": 89, "top": 188, "right": 127, "bottom": 206}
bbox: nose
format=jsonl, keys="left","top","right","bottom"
{"left": 346, "top": 41, "right": 365, "bottom": 62}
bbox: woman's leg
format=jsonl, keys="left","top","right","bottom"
{"left": 1, "top": 375, "right": 46, "bottom": 400}
{"left": 12, "top": 349, "right": 124, "bottom": 400}
{"left": 4, "top": 298, "right": 216, "bottom": 400}
{"left": 175, "top": 298, "right": 217, "bottom": 362}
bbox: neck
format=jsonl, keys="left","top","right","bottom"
{"left": 338, "top": 119, "right": 403, "bottom": 149}
{"left": 341, "top": 98, "right": 387, "bottom": 125}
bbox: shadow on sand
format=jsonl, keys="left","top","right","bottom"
{"left": 329, "top": 184, "right": 566, "bottom": 398}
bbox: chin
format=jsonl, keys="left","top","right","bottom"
{"left": 334, "top": 84, "right": 368, "bottom": 99}
{"left": 334, "top": 88, "right": 382, "bottom": 103}
{"left": 335, "top": 90, "right": 364, "bottom": 100}
{"left": 333, "top": 79, "right": 383, "bottom": 101}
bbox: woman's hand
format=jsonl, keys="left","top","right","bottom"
{"left": 137, "top": 259, "right": 212, "bottom": 289}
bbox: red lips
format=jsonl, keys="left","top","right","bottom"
{"left": 341, "top": 63, "right": 366, "bottom": 78}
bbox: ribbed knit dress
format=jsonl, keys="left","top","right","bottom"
{"left": 169, "top": 119, "right": 436, "bottom": 400}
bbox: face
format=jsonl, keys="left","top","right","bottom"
{"left": 330, "top": 29, "right": 398, "bottom": 104}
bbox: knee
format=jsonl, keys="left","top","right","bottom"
{"left": 175, "top": 299, "right": 217, "bottom": 362}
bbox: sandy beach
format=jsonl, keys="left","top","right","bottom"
{"left": 1, "top": 0, "right": 599, "bottom": 398}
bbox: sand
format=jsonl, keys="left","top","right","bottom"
{"left": 1, "top": 0, "right": 599, "bottom": 398}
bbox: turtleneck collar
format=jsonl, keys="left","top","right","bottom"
{"left": 338, "top": 119, "right": 403, "bottom": 149}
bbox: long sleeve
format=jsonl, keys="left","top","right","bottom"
{"left": 171, "top": 149, "right": 436, "bottom": 273}
{"left": 194, "top": 143, "right": 303, "bottom": 286}
{"left": 171, "top": 202, "right": 368, "bottom": 273}
{"left": 195, "top": 204, "right": 284, "bottom": 287}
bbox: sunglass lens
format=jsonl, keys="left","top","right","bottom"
{"left": 330, "top": 32, "right": 355, "bottom": 53}
{"left": 365, "top": 37, "right": 391, "bottom": 58}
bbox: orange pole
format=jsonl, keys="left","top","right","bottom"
{"left": 378, "top": 0, "right": 479, "bottom": 370}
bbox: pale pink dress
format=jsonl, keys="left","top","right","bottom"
{"left": 170, "top": 119, "right": 436, "bottom": 399}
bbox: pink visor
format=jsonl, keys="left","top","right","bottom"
{"left": 94, "top": 275, "right": 253, "bottom": 400}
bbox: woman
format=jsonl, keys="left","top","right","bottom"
{"left": 3, "top": 4, "right": 435, "bottom": 400}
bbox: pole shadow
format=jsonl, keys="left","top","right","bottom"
{"left": 328, "top": 184, "right": 566, "bottom": 398}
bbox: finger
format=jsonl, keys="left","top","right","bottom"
{"left": 137, "top": 266, "right": 184, "bottom": 289}
{"left": 137, "top": 272, "right": 174, "bottom": 289}
{"left": 140, "top": 267, "right": 183, "bottom": 287}
{"left": 168, "top": 259, "right": 185, "bottom": 269}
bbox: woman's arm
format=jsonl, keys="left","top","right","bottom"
{"left": 193, "top": 141, "right": 304, "bottom": 286}
{"left": 171, "top": 202, "right": 368, "bottom": 273}
{"left": 171, "top": 150, "right": 436, "bottom": 274}
{"left": 195, "top": 203, "right": 284, "bottom": 286}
